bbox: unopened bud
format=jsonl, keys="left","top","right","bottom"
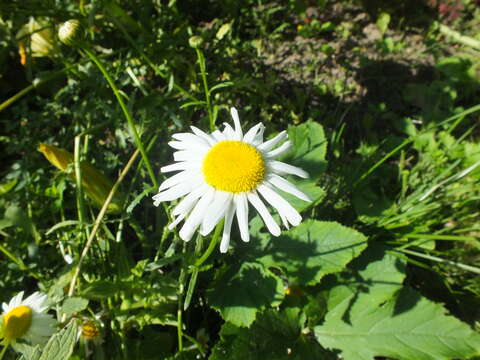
{"left": 188, "top": 35, "right": 203, "bottom": 49}
{"left": 58, "top": 19, "right": 82, "bottom": 45}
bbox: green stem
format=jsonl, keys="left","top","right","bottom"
{"left": 396, "top": 248, "right": 480, "bottom": 275}
{"left": 0, "top": 343, "right": 8, "bottom": 360}
{"left": 195, "top": 48, "right": 214, "bottom": 131}
{"left": 74, "top": 136, "right": 90, "bottom": 240}
{"left": 0, "top": 242, "right": 26, "bottom": 271}
{"left": 438, "top": 23, "right": 480, "bottom": 51}
{"left": 195, "top": 221, "right": 223, "bottom": 267}
{"left": 81, "top": 46, "right": 158, "bottom": 188}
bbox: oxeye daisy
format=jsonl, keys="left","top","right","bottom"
{"left": 0, "top": 291, "right": 56, "bottom": 346}
{"left": 153, "top": 107, "right": 311, "bottom": 252}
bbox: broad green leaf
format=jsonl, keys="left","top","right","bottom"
{"left": 315, "top": 263, "right": 480, "bottom": 360}
{"left": 207, "top": 262, "right": 284, "bottom": 327}
{"left": 38, "top": 320, "right": 78, "bottom": 360}
{"left": 257, "top": 220, "right": 368, "bottom": 286}
{"left": 16, "top": 344, "right": 41, "bottom": 360}
{"left": 323, "top": 246, "right": 406, "bottom": 312}
{"left": 210, "top": 308, "right": 330, "bottom": 360}
{"left": 62, "top": 297, "right": 89, "bottom": 316}
{"left": 284, "top": 121, "right": 327, "bottom": 179}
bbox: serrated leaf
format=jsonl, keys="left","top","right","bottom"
{"left": 62, "top": 297, "right": 89, "bottom": 316}
{"left": 38, "top": 320, "right": 78, "bottom": 360}
{"left": 323, "top": 246, "right": 406, "bottom": 312}
{"left": 210, "top": 308, "right": 330, "bottom": 360}
{"left": 256, "top": 220, "right": 368, "bottom": 286}
{"left": 207, "top": 262, "right": 284, "bottom": 327}
{"left": 315, "top": 286, "right": 480, "bottom": 359}
{"left": 283, "top": 121, "right": 327, "bottom": 179}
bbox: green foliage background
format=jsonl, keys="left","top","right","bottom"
{"left": 1, "top": 0, "right": 480, "bottom": 359}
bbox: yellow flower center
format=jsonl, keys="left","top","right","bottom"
{"left": 202, "top": 140, "right": 265, "bottom": 193}
{"left": 3, "top": 305, "right": 33, "bottom": 342}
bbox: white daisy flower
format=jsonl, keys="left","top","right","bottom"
{"left": 153, "top": 107, "right": 311, "bottom": 253}
{"left": 0, "top": 291, "right": 56, "bottom": 345}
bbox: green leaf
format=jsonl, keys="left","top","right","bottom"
{"left": 45, "top": 220, "right": 82, "bottom": 236}
{"left": 284, "top": 121, "right": 327, "bottom": 179}
{"left": 323, "top": 246, "right": 406, "bottom": 311}
{"left": 16, "top": 344, "right": 41, "bottom": 360}
{"left": 314, "top": 250, "right": 480, "bottom": 360}
{"left": 207, "top": 262, "right": 284, "bottom": 327}
{"left": 376, "top": 12, "right": 390, "bottom": 36}
{"left": 210, "top": 308, "right": 330, "bottom": 360}
{"left": 62, "top": 297, "right": 89, "bottom": 316}
{"left": 0, "top": 179, "right": 17, "bottom": 195}
{"left": 38, "top": 320, "right": 78, "bottom": 360}
{"left": 257, "top": 220, "right": 368, "bottom": 286}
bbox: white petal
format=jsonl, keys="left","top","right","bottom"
{"left": 222, "top": 122, "right": 236, "bottom": 139}
{"left": 220, "top": 202, "right": 235, "bottom": 253}
{"left": 211, "top": 130, "right": 226, "bottom": 142}
{"left": 247, "top": 191, "right": 281, "bottom": 236}
{"left": 161, "top": 161, "right": 200, "bottom": 173}
{"left": 200, "top": 191, "right": 233, "bottom": 236}
{"left": 179, "top": 187, "right": 215, "bottom": 241}
{"left": 243, "top": 123, "right": 265, "bottom": 144}
{"left": 190, "top": 126, "right": 217, "bottom": 146}
{"left": 10, "top": 291, "right": 25, "bottom": 309}
{"left": 269, "top": 160, "right": 309, "bottom": 178}
{"left": 153, "top": 182, "right": 193, "bottom": 205}
{"left": 168, "top": 140, "right": 209, "bottom": 151}
{"left": 265, "top": 140, "right": 292, "bottom": 158}
{"left": 267, "top": 174, "right": 311, "bottom": 202}
{"left": 158, "top": 170, "right": 197, "bottom": 192}
{"left": 257, "top": 184, "right": 301, "bottom": 226}
{"left": 235, "top": 193, "right": 249, "bottom": 242}
{"left": 172, "top": 183, "right": 209, "bottom": 216}
{"left": 172, "top": 132, "right": 210, "bottom": 147}
{"left": 230, "top": 107, "right": 243, "bottom": 140}
{"left": 258, "top": 131, "right": 287, "bottom": 152}
{"left": 252, "top": 125, "right": 266, "bottom": 145}
{"left": 24, "top": 292, "right": 47, "bottom": 311}
{"left": 173, "top": 149, "right": 207, "bottom": 162}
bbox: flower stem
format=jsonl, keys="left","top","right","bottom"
{"left": 195, "top": 220, "right": 223, "bottom": 267}
{"left": 195, "top": 48, "right": 215, "bottom": 131}
{"left": 81, "top": 46, "right": 158, "bottom": 189}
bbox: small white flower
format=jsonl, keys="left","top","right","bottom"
{"left": 0, "top": 291, "right": 56, "bottom": 345}
{"left": 153, "top": 107, "right": 311, "bottom": 252}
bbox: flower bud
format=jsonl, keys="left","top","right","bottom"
{"left": 58, "top": 19, "right": 82, "bottom": 45}
{"left": 188, "top": 35, "right": 204, "bottom": 49}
